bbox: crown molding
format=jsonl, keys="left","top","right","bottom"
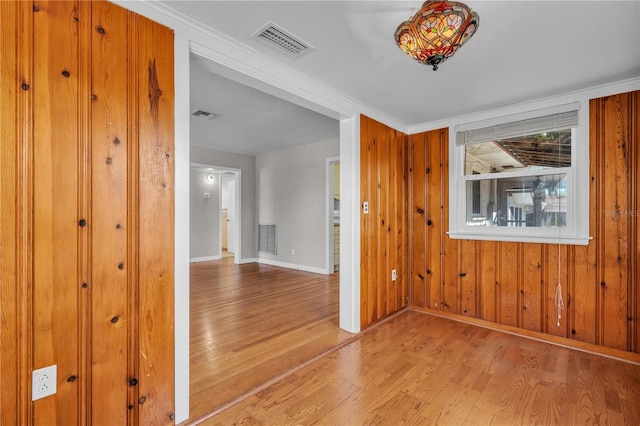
{"left": 113, "top": 1, "right": 639, "bottom": 137}
{"left": 112, "top": 0, "right": 409, "bottom": 133}
{"left": 408, "top": 77, "right": 640, "bottom": 135}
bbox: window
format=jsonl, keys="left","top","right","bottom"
{"left": 449, "top": 102, "right": 590, "bottom": 245}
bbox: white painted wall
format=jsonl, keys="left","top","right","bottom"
{"left": 189, "top": 170, "right": 220, "bottom": 261}
{"left": 191, "top": 145, "right": 257, "bottom": 261}
{"left": 257, "top": 137, "right": 339, "bottom": 273}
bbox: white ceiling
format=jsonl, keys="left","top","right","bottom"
{"left": 174, "top": 1, "right": 640, "bottom": 156}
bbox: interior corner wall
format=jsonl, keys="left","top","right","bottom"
{"left": 190, "top": 145, "right": 257, "bottom": 260}
{"left": 189, "top": 170, "right": 220, "bottom": 260}
{"left": 256, "top": 137, "right": 339, "bottom": 271}
{"left": 360, "top": 115, "right": 409, "bottom": 329}
{"left": 408, "top": 90, "right": 639, "bottom": 356}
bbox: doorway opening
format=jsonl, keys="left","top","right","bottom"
{"left": 327, "top": 157, "right": 340, "bottom": 273}
{"left": 189, "top": 163, "right": 241, "bottom": 264}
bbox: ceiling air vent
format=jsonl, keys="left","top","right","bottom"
{"left": 192, "top": 110, "right": 221, "bottom": 120}
{"left": 251, "top": 21, "right": 314, "bottom": 57}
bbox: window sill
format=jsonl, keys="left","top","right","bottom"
{"left": 447, "top": 231, "right": 591, "bottom": 246}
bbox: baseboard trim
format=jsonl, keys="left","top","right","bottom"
{"left": 258, "top": 258, "right": 329, "bottom": 275}
{"left": 235, "top": 257, "right": 258, "bottom": 265}
{"left": 189, "top": 255, "right": 221, "bottom": 263}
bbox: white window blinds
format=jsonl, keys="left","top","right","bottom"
{"left": 455, "top": 102, "right": 579, "bottom": 146}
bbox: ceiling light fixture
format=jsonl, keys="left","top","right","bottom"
{"left": 206, "top": 174, "right": 215, "bottom": 183}
{"left": 395, "top": 1, "right": 479, "bottom": 71}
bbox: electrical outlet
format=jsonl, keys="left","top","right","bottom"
{"left": 32, "top": 365, "right": 57, "bottom": 401}
{"left": 291, "top": 249, "right": 295, "bottom": 255}
{"left": 363, "top": 201, "right": 369, "bottom": 214}
{"left": 392, "top": 269, "right": 397, "bottom": 281}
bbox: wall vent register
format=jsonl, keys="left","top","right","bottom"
{"left": 258, "top": 224, "right": 277, "bottom": 255}
{"left": 252, "top": 21, "right": 315, "bottom": 57}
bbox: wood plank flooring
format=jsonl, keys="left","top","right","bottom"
{"left": 195, "top": 310, "right": 640, "bottom": 425}
{"left": 187, "top": 259, "right": 352, "bottom": 423}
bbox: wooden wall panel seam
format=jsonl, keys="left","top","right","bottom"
{"left": 20, "top": 2, "right": 35, "bottom": 423}
{"left": 127, "top": 9, "right": 141, "bottom": 425}
{"left": 628, "top": 91, "right": 639, "bottom": 353}
{"left": 77, "top": 0, "right": 92, "bottom": 424}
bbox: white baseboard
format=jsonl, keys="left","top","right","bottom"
{"left": 189, "top": 255, "right": 221, "bottom": 263}
{"left": 258, "top": 258, "right": 329, "bottom": 275}
{"left": 235, "top": 257, "right": 258, "bottom": 265}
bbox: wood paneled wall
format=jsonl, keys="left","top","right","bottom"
{"left": 360, "top": 115, "right": 409, "bottom": 329}
{"left": 0, "top": 1, "right": 175, "bottom": 424}
{"left": 408, "top": 91, "right": 639, "bottom": 354}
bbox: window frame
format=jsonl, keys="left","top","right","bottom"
{"left": 448, "top": 102, "right": 591, "bottom": 245}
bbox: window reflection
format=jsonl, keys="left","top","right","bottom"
{"left": 465, "top": 174, "right": 567, "bottom": 228}
{"left": 464, "top": 130, "right": 572, "bottom": 175}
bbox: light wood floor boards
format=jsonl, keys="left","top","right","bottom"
{"left": 188, "top": 258, "right": 352, "bottom": 422}
{"left": 195, "top": 310, "right": 640, "bottom": 425}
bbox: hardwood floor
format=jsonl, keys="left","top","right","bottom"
{"left": 187, "top": 258, "right": 353, "bottom": 423}
{"left": 194, "top": 310, "right": 640, "bottom": 425}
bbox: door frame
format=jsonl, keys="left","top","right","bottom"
{"left": 326, "top": 157, "right": 340, "bottom": 274}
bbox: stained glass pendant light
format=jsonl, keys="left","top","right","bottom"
{"left": 395, "top": 1, "right": 479, "bottom": 71}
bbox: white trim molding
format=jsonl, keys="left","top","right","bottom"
{"left": 189, "top": 255, "right": 222, "bottom": 263}
{"left": 258, "top": 259, "right": 330, "bottom": 275}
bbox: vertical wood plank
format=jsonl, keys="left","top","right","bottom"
{"left": 136, "top": 14, "right": 175, "bottom": 424}
{"left": 377, "top": 125, "right": 389, "bottom": 319}
{"left": 399, "top": 133, "right": 409, "bottom": 309}
{"left": 521, "top": 244, "right": 542, "bottom": 332}
{"left": 360, "top": 116, "right": 375, "bottom": 327}
{"left": 77, "top": 0, "right": 92, "bottom": 422}
{"left": 630, "top": 91, "right": 639, "bottom": 353}
{"left": 0, "top": 2, "right": 19, "bottom": 421}
{"left": 545, "top": 244, "right": 569, "bottom": 337}
{"left": 478, "top": 241, "right": 498, "bottom": 322}
{"left": 426, "top": 131, "right": 443, "bottom": 311}
{"left": 458, "top": 240, "right": 477, "bottom": 317}
{"left": 570, "top": 99, "right": 602, "bottom": 345}
{"left": 127, "top": 9, "right": 142, "bottom": 426}
{"left": 409, "top": 135, "right": 427, "bottom": 308}
{"left": 440, "top": 128, "right": 459, "bottom": 314}
{"left": 1, "top": 2, "right": 33, "bottom": 424}
{"left": 571, "top": 244, "right": 597, "bottom": 344}
{"left": 388, "top": 128, "right": 399, "bottom": 314}
{"left": 32, "top": 1, "right": 80, "bottom": 423}
{"left": 498, "top": 242, "right": 519, "bottom": 327}
{"left": 90, "top": 1, "right": 129, "bottom": 422}
{"left": 595, "top": 94, "right": 630, "bottom": 351}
